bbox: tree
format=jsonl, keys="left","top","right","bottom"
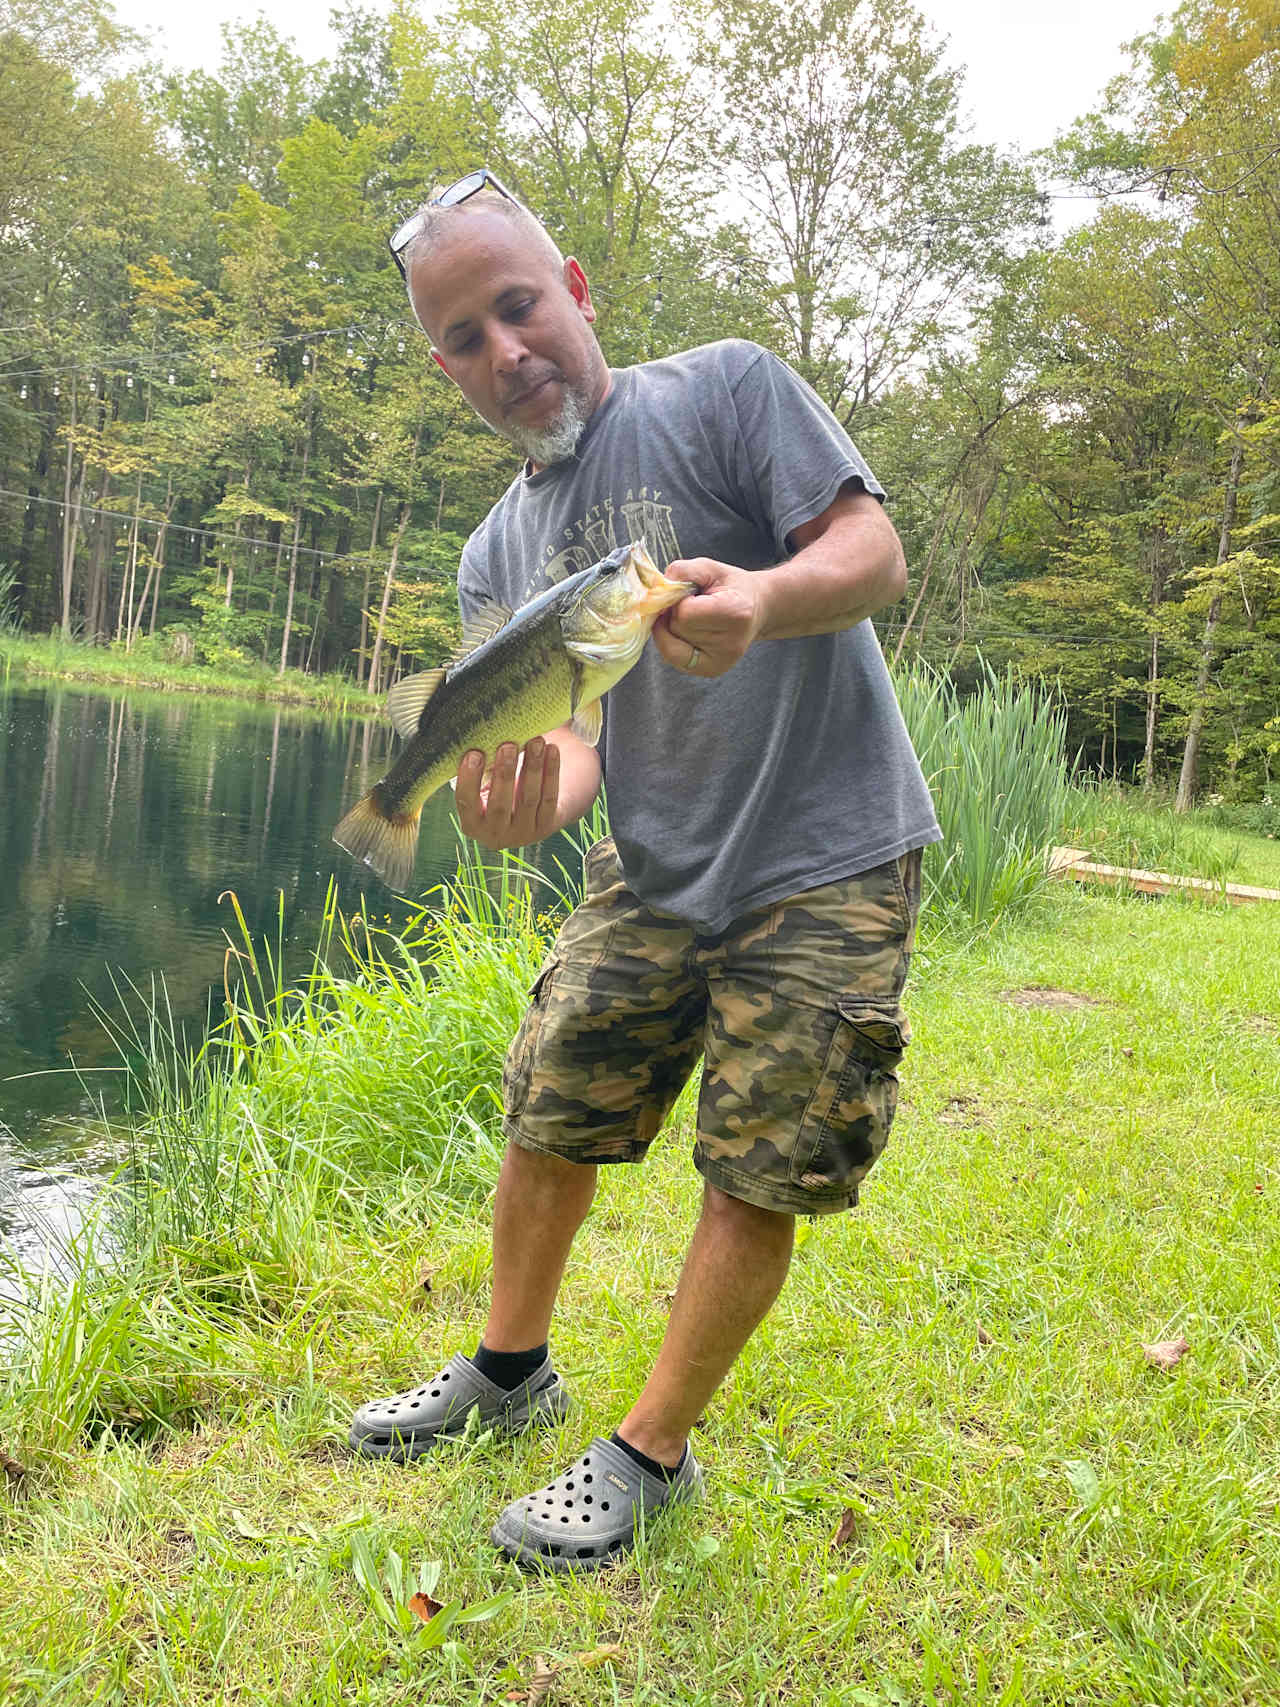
{"left": 704, "top": 0, "right": 1040, "bottom": 419}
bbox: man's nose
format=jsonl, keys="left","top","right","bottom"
{"left": 489, "top": 321, "right": 531, "bottom": 371}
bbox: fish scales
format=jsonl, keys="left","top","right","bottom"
{"left": 332, "top": 540, "right": 692, "bottom": 890}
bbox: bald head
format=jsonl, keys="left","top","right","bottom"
{"left": 403, "top": 195, "right": 611, "bottom": 468}
{"left": 400, "top": 190, "right": 566, "bottom": 324}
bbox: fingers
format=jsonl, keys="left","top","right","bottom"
{"left": 454, "top": 738, "right": 560, "bottom": 848}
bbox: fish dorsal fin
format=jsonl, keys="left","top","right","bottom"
{"left": 385, "top": 669, "right": 446, "bottom": 741}
{"left": 570, "top": 697, "right": 603, "bottom": 747}
{"left": 454, "top": 599, "right": 515, "bottom": 662}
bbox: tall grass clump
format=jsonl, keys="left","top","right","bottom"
{"left": 1062, "top": 782, "right": 1241, "bottom": 882}
{"left": 894, "top": 659, "right": 1072, "bottom": 929}
{"left": 0, "top": 846, "right": 590, "bottom": 1464}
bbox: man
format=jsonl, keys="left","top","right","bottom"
{"left": 349, "top": 169, "right": 941, "bottom": 1573}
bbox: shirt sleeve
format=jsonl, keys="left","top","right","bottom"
{"left": 728, "top": 348, "right": 886, "bottom": 560}
{"left": 456, "top": 531, "right": 495, "bottom": 628}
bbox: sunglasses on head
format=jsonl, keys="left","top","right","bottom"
{"left": 388, "top": 168, "right": 525, "bottom": 278}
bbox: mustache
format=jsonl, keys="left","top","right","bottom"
{"left": 498, "top": 367, "right": 562, "bottom": 409}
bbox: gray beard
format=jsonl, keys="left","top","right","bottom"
{"left": 498, "top": 384, "right": 592, "bottom": 466}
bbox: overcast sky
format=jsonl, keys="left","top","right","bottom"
{"left": 115, "top": 0, "right": 1167, "bottom": 168}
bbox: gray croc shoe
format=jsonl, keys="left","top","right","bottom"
{"left": 349, "top": 1352, "right": 569, "bottom": 1461}
{"left": 491, "top": 1435, "right": 704, "bottom": 1572}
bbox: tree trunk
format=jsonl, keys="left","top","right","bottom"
{"left": 1141, "top": 538, "right": 1167, "bottom": 793}
{"left": 116, "top": 471, "right": 143, "bottom": 644}
{"left": 59, "top": 383, "right": 83, "bottom": 639}
{"left": 1175, "top": 434, "right": 1245, "bottom": 813}
{"left": 278, "top": 430, "right": 312, "bottom": 677}
{"left": 359, "top": 488, "right": 383, "bottom": 675}
{"left": 368, "top": 500, "right": 410, "bottom": 695}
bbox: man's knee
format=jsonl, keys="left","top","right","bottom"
{"left": 700, "top": 1181, "right": 795, "bottom": 1246}
{"left": 502, "top": 1138, "right": 597, "bottom": 1199}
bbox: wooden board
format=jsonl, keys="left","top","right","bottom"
{"left": 1047, "top": 846, "right": 1280, "bottom": 906}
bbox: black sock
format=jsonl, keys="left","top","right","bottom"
{"left": 470, "top": 1340, "right": 549, "bottom": 1391}
{"left": 610, "top": 1431, "right": 687, "bottom": 1483}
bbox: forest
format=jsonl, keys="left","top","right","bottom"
{"left": 2, "top": 0, "right": 1277, "bottom": 802}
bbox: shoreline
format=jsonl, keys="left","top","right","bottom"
{"left": 0, "top": 638, "right": 382, "bottom": 718}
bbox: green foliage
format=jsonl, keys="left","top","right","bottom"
{"left": 894, "top": 660, "right": 1073, "bottom": 928}
{"left": 0, "top": 564, "right": 22, "bottom": 634}
{"left": 2, "top": 0, "right": 1278, "bottom": 792}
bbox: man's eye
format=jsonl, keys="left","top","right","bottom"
{"left": 508, "top": 299, "right": 535, "bottom": 319}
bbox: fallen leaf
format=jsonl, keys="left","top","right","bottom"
{"left": 507, "top": 1656, "right": 558, "bottom": 1704}
{"left": 573, "top": 1645, "right": 623, "bottom": 1670}
{"left": 1142, "top": 1335, "right": 1191, "bottom": 1371}
{"left": 408, "top": 1591, "right": 444, "bottom": 1622}
{"left": 506, "top": 1645, "right": 623, "bottom": 1702}
{"left": 976, "top": 1324, "right": 994, "bottom": 1346}
{"left": 1063, "top": 1458, "right": 1102, "bottom": 1509}
{"left": 832, "top": 1508, "right": 858, "bottom": 1548}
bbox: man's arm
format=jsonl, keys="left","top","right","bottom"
{"left": 651, "top": 484, "right": 906, "bottom": 677}
{"left": 453, "top": 725, "right": 603, "bottom": 852}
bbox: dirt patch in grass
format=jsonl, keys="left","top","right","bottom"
{"left": 1001, "top": 986, "right": 1106, "bottom": 1010}
{"left": 938, "top": 1095, "right": 985, "bottom": 1126}
{"left": 1242, "top": 1014, "right": 1277, "bottom": 1036}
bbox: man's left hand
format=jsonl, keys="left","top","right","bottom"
{"left": 651, "top": 557, "right": 764, "bottom": 679}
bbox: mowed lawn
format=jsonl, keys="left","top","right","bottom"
{"left": 1, "top": 868, "right": 1278, "bottom": 1706}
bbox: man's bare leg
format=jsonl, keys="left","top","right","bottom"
{"left": 615, "top": 1181, "right": 795, "bottom": 1465}
{"left": 482, "top": 1141, "right": 598, "bottom": 1352}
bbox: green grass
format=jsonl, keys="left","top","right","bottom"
{"left": 1061, "top": 784, "right": 1280, "bottom": 891}
{"left": 0, "top": 632, "right": 379, "bottom": 715}
{"left": 1, "top": 824, "right": 1278, "bottom": 1704}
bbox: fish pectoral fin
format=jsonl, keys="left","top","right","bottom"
{"left": 570, "top": 697, "right": 603, "bottom": 747}
{"left": 566, "top": 638, "right": 634, "bottom": 666}
{"left": 453, "top": 599, "right": 515, "bottom": 662}
{"left": 385, "top": 669, "right": 447, "bottom": 740}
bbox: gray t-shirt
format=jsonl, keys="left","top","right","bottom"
{"left": 458, "top": 338, "right": 941, "bottom": 932}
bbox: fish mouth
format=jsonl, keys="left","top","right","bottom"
{"left": 625, "top": 542, "right": 695, "bottom": 615}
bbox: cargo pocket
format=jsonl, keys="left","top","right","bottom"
{"left": 501, "top": 955, "right": 559, "bottom": 1121}
{"left": 788, "top": 1001, "right": 910, "bottom": 1194}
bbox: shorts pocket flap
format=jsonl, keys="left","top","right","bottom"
{"left": 834, "top": 1001, "right": 910, "bottom": 1061}
{"left": 528, "top": 954, "right": 560, "bottom": 999}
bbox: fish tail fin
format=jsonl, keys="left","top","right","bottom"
{"left": 332, "top": 787, "right": 422, "bottom": 891}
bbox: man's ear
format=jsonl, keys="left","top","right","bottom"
{"left": 564, "top": 257, "right": 596, "bottom": 323}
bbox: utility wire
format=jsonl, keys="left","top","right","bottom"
{"left": 1, "top": 488, "right": 1225, "bottom": 648}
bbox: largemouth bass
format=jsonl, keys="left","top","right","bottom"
{"left": 333, "top": 539, "right": 692, "bottom": 890}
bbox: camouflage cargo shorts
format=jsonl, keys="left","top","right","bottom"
{"left": 502, "top": 838, "right": 923, "bottom": 1217}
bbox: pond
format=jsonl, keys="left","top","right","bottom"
{"left": 0, "top": 678, "right": 558, "bottom": 1256}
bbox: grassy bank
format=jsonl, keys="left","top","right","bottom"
{"left": 0, "top": 633, "right": 380, "bottom": 715}
{"left": 1, "top": 804, "right": 1278, "bottom": 1704}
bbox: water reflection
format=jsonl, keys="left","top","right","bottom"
{"left": 0, "top": 679, "right": 545, "bottom": 1241}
